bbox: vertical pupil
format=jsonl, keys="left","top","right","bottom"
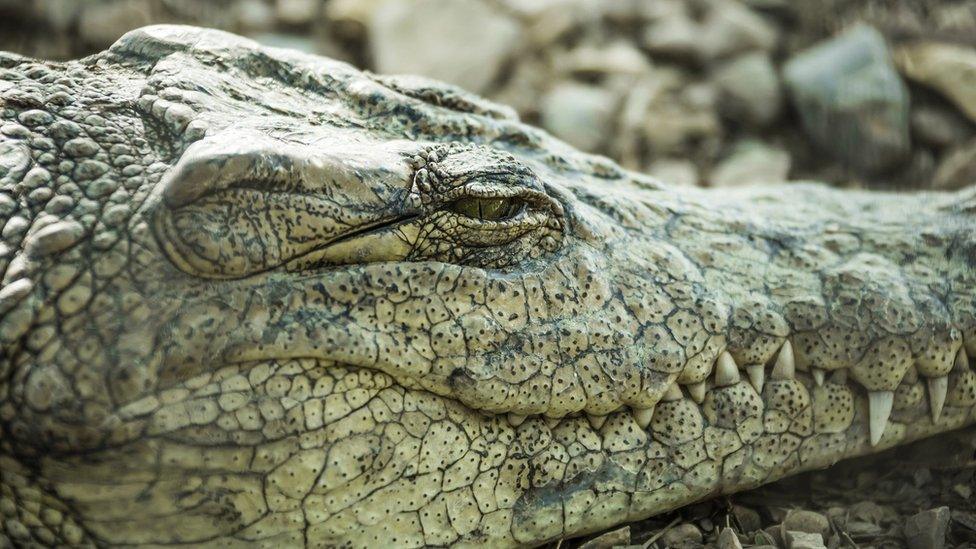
{"left": 449, "top": 197, "right": 519, "bottom": 220}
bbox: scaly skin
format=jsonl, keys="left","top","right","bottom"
{"left": 0, "top": 25, "right": 974, "bottom": 547}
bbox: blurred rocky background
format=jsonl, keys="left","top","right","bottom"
{"left": 2, "top": 0, "right": 975, "bottom": 190}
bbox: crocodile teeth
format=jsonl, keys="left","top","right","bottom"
{"left": 812, "top": 368, "right": 825, "bottom": 386}
{"left": 714, "top": 352, "right": 740, "bottom": 387}
{"left": 746, "top": 364, "right": 765, "bottom": 393}
{"left": 955, "top": 346, "right": 969, "bottom": 371}
{"left": 662, "top": 383, "right": 683, "bottom": 401}
{"left": 770, "top": 340, "right": 795, "bottom": 381}
{"left": 927, "top": 376, "right": 948, "bottom": 423}
{"left": 544, "top": 417, "right": 561, "bottom": 429}
{"left": 587, "top": 414, "right": 607, "bottom": 430}
{"left": 632, "top": 406, "right": 654, "bottom": 429}
{"left": 508, "top": 413, "right": 526, "bottom": 427}
{"left": 688, "top": 381, "right": 707, "bottom": 404}
{"left": 868, "top": 390, "right": 894, "bottom": 446}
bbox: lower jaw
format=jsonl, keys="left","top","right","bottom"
{"left": 42, "top": 359, "right": 976, "bottom": 547}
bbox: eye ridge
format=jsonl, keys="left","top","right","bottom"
{"left": 446, "top": 196, "right": 526, "bottom": 222}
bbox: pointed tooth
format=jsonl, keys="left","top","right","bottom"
{"left": 812, "top": 368, "right": 825, "bottom": 386}
{"left": 688, "top": 381, "right": 706, "bottom": 404}
{"left": 587, "top": 414, "right": 607, "bottom": 430}
{"left": 927, "top": 376, "right": 948, "bottom": 423}
{"left": 544, "top": 416, "right": 561, "bottom": 429}
{"left": 508, "top": 413, "right": 526, "bottom": 427}
{"left": 714, "top": 351, "right": 740, "bottom": 387}
{"left": 746, "top": 364, "right": 765, "bottom": 393}
{"left": 771, "top": 340, "right": 795, "bottom": 381}
{"left": 662, "top": 383, "right": 683, "bottom": 402}
{"left": 955, "top": 346, "right": 969, "bottom": 371}
{"left": 868, "top": 390, "right": 894, "bottom": 446}
{"left": 632, "top": 406, "right": 654, "bottom": 429}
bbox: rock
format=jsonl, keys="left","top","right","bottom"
{"left": 718, "top": 527, "right": 744, "bottom": 549}
{"left": 77, "top": 0, "right": 154, "bottom": 46}
{"left": 642, "top": 0, "right": 777, "bottom": 63}
{"left": 648, "top": 159, "right": 699, "bottom": 186}
{"left": 781, "top": 510, "right": 830, "bottom": 538}
{"left": 783, "top": 25, "right": 911, "bottom": 173}
{"left": 784, "top": 531, "right": 826, "bottom": 549}
{"left": 557, "top": 41, "right": 651, "bottom": 80}
{"left": 904, "top": 507, "right": 950, "bottom": 549}
{"left": 641, "top": 4, "right": 701, "bottom": 62}
{"left": 369, "top": 0, "right": 521, "bottom": 94}
{"left": 933, "top": 138, "right": 976, "bottom": 190}
{"left": 275, "top": 0, "right": 319, "bottom": 26}
{"left": 579, "top": 525, "right": 630, "bottom": 549}
{"left": 911, "top": 104, "right": 975, "bottom": 149}
{"left": 661, "top": 523, "right": 703, "bottom": 547}
{"left": 714, "top": 52, "right": 782, "bottom": 126}
{"left": 541, "top": 82, "right": 619, "bottom": 152}
{"left": 641, "top": 69, "right": 722, "bottom": 155}
{"left": 732, "top": 504, "right": 762, "bottom": 533}
{"left": 698, "top": 0, "right": 779, "bottom": 60}
{"left": 236, "top": 0, "right": 275, "bottom": 31}
{"left": 710, "top": 142, "right": 791, "bottom": 186}
{"left": 896, "top": 42, "right": 976, "bottom": 123}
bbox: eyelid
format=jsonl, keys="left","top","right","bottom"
{"left": 160, "top": 135, "right": 300, "bottom": 208}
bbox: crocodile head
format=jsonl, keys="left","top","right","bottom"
{"left": 1, "top": 25, "right": 975, "bottom": 546}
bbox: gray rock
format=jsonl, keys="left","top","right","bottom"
{"left": 732, "top": 504, "right": 762, "bottom": 533}
{"left": 904, "top": 507, "right": 950, "bottom": 549}
{"left": 911, "top": 104, "right": 975, "bottom": 149}
{"left": 718, "top": 526, "right": 744, "bottom": 549}
{"left": 275, "top": 0, "right": 319, "bottom": 26}
{"left": 934, "top": 138, "right": 976, "bottom": 190}
{"left": 714, "top": 52, "right": 782, "bottom": 126}
{"left": 369, "top": 0, "right": 521, "bottom": 94}
{"left": 783, "top": 25, "right": 911, "bottom": 173}
{"left": 661, "top": 523, "right": 703, "bottom": 547}
{"left": 785, "top": 531, "right": 826, "bottom": 549}
{"left": 77, "top": 0, "right": 154, "bottom": 46}
{"left": 541, "top": 82, "right": 619, "bottom": 152}
{"left": 698, "top": 0, "right": 779, "bottom": 60}
{"left": 710, "top": 142, "right": 791, "bottom": 186}
{"left": 781, "top": 510, "right": 830, "bottom": 538}
{"left": 648, "top": 159, "right": 699, "bottom": 186}
{"left": 897, "top": 42, "right": 976, "bottom": 124}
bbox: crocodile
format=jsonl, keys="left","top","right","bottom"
{"left": 0, "top": 24, "right": 974, "bottom": 547}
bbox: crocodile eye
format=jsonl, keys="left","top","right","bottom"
{"left": 447, "top": 197, "right": 525, "bottom": 221}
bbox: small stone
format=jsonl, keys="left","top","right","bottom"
{"left": 710, "top": 141, "right": 791, "bottom": 186}
{"left": 954, "top": 484, "right": 973, "bottom": 500}
{"left": 784, "top": 530, "right": 826, "bottom": 549}
{"left": 661, "top": 523, "right": 703, "bottom": 547}
{"left": 732, "top": 504, "right": 762, "bottom": 533}
{"left": 698, "top": 0, "right": 779, "bottom": 60}
{"left": 369, "top": 0, "right": 521, "bottom": 94}
{"left": 648, "top": 159, "right": 699, "bottom": 186}
{"left": 541, "top": 82, "right": 620, "bottom": 152}
{"left": 904, "top": 507, "right": 950, "bottom": 549}
{"left": 714, "top": 52, "right": 782, "bottom": 126}
{"left": 718, "top": 527, "right": 743, "bottom": 549}
{"left": 911, "top": 104, "right": 974, "bottom": 149}
{"left": 933, "top": 138, "right": 976, "bottom": 190}
{"left": 782, "top": 510, "right": 830, "bottom": 538}
{"left": 896, "top": 42, "right": 976, "bottom": 123}
{"left": 579, "top": 525, "right": 630, "bottom": 549}
{"left": 275, "top": 0, "right": 319, "bottom": 26}
{"left": 78, "top": 0, "right": 154, "bottom": 46}
{"left": 236, "top": 0, "right": 275, "bottom": 31}
{"left": 783, "top": 25, "right": 911, "bottom": 173}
